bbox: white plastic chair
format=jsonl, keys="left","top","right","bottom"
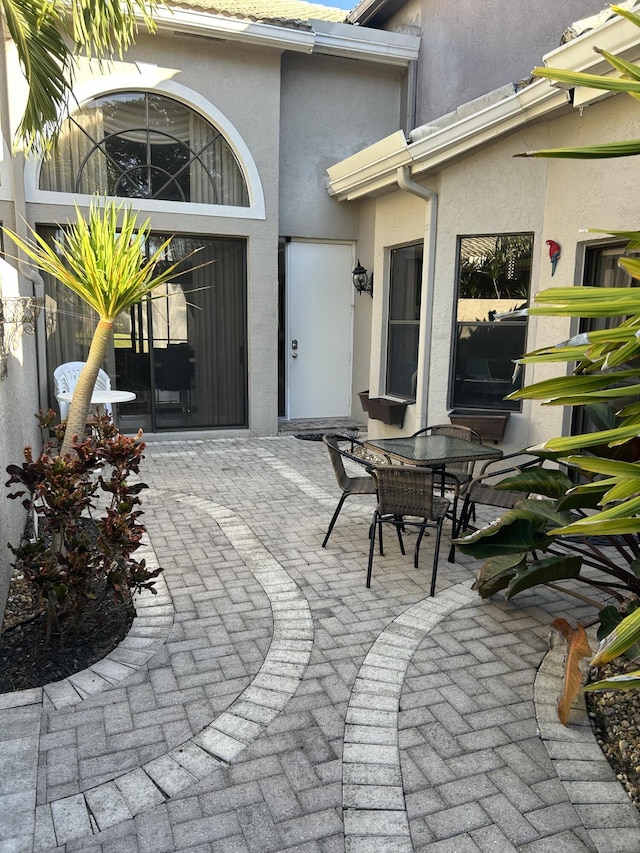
{"left": 53, "top": 361, "right": 112, "bottom": 420}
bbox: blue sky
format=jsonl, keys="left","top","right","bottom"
{"left": 328, "top": 0, "right": 355, "bottom": 9}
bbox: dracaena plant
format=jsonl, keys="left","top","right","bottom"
{"left": 5, "top": 410, "right": 163, "bottom": 646}
{"left": 458, "top": 4, "right": 640, "bottom": 717}
{"left": 2, "top": 199, "right": 186, "bottom": 456}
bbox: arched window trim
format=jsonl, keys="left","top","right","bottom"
{"left": 25, "top": 73, "right": 265, "bottom": 220}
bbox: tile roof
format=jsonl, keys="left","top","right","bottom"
{"left": 169, "top": 0, "right": 349, "bottom": 27}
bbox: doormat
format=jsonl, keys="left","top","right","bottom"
{"left": 294, "top": 433, "right": 325, "bottom": 441}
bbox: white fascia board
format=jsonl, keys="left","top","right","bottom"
{"left": 153, "top": 6, "right": 315, "bottom": 53}
{"left": 326, "top": 130, "right": 410, "bottom": 200}
{"left": 310, "top": 19, "right": 420, "bottom": 66}
{"left": 410, "top": 80, "right": 569, "bottom": 176}
{"left": 151, "top": 7, "right": 419, "bottom": 65}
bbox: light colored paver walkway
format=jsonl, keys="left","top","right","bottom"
{"left": 1, "top": 434, "right": 639, "bottom": 853}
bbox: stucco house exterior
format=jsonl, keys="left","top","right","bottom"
{"left": 0, "top": 0, "right": 423, "bottom": 615}
{"left": 330, "top": 0, "right": 640, "bottom": 456}
{"left": 0, "top": 0, "right": 622, "bottom": 617}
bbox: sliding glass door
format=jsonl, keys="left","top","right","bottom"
{"left": 42, "top": 229, "right": 247, "bottom": 431}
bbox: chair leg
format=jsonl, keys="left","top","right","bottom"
{"left": 448, "top": 496, "right": 468, "bottom": 563}
{"left": 414, "top": 521, "right": 427, "bottom": 568}
{"left": 429, "top": 518, "right": 445, "bottom": 597}
{"left": 322, "top": 493, "right": 348, "bottom": 547}
{"left": 366, "top": 510, "right": 378, "bottom": 587}
{"left": 394, "top": 516, "right": 405, "bottom": 555}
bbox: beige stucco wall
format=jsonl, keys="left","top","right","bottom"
{"left": 362, "top": 88, "right": 640, "bottom": 453}
{"left": 25, "top": 32, "right": 283, "bottom": 436}
{"left": 0, "top": 27, "right": 42, "bottom": 623}
{"left": 279, "top": 52, "right": 402, "bottom": 240}
{"left": 0, "top": 254, "right": 42, "bottom": 622}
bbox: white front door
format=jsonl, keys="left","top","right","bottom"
{"left": 286, "top": 241, "right": 354, "bottom": 419}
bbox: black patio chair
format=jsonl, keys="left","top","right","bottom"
{"left": 366, "top": 464, "right": 450, "bottom": 596}
{"left": 321, "top": 433, "right": 378, "bottom": 547}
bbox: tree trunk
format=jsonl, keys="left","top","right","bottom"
{"left": 60, "top": 319, "right": 114, "bottom": 456}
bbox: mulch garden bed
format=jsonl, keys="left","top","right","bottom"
{"left": 0, "top": 568, "right": 134, "bottom": 692}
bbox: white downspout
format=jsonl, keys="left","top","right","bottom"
{"left": 396, "top": 165, "right": 437, "bottom": 432}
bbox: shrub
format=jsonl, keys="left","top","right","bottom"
{"left": 5, "top": 411, "right": 163, "bottom": 645}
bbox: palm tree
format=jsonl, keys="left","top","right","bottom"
{"left": 2, "top": 199, "right": 185, "bottom": 455}
{"left": 1, "top": 0, "right": 158, "bottom": 153}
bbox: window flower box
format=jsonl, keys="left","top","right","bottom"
{"left": 449, "top": 410, "right": 510, "bottom": 443}
{"left": 358, "top": 391, "right": 370, "bottom": 413}
{"left": 366, "top": 396, "right": 408, "bottom": 427}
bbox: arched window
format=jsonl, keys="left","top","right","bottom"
{"left": 40, "top": 92, "right": 249, "bottom": 206}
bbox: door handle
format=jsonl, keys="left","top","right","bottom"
{"left": 291, "top": 339, "right": 298, "bottom": 358}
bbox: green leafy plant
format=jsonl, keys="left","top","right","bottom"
{"left": 5, "top": 410, "right": 162, "bottom": 645}
{"left": 586, "top": 604, "right": 640, "bottom": 692}
{"left": 459, "top": 5, "right": 640, "bottom": 712}
{"left": 457, "top": 453, "right": 640, "bottom": 606}
{"left": 1, "top": 0, "right": 160, "bottom": 153}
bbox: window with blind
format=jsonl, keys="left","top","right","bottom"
{"left": 386, "top": 243, "right": 423, "bottom": 400}
{"left": 40, "top": 92, "right": 249, "bottom": 206}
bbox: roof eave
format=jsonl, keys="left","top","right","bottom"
{"left": 155, "top": 6, "right": 315, "bottom": 52}
{"left": 410, "top": 81, "right": 569, "bottom": 178}
{"left": 311, "top": 19, "right": 419, "bottom": 66}
{"left": 326, "top": 80, "right": 569, "bottom": 201}
{"left": 326, "top": 130, "right": 411, "bottom": 200}
{"left": 539, "top": 2, "right": 640, "bottom": 107}
{"left": 152, "top": 6, "right": 419, "bottom": 64}
{"left": 327, "top": 7, "right": 640, "bottom": 200}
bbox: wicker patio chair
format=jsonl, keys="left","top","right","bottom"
{"left": 412, "top": 423, "right": 482, "bottom": 534}
{"left": 366, "top": 464, "right": 450, "bottom": 596}
{"left": 321, "top": 433, "right": 378, "bottom": 548}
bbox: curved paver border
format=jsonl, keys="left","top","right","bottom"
{"left": 0, "top": 542, "right": 171, "bottom": 714}
{"left": 31, "top": 493, "right": 314, "bottom": 850}
{"left": 343, "top": 581, "right": 640, "bottom": 853}
{"left": 343, "top": 582, "right": 477, "bottom": 852}
{"left": 44, "top": 543, "right": 172, "bottom": 710}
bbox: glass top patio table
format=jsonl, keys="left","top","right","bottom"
{"left": 364, "top": 434, "right": 503, "bottom": 467}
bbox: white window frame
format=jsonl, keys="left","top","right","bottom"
{"left": 24, "top": 72, "right": 265, "bottom": 220}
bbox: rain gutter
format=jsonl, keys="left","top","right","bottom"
{"left": 539, "top": 2, "right": 640, "bottom": 107}
{"left": 396, "top": 166, "right": 436, "bottom": 432}
{"left": 326, "top": 78, "right": 569, "bottom": 201}
{"left": 153, "top": 7, "right": 419, "bottom": 66}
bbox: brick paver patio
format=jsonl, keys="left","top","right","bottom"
{"left": 1, "top": 434, "right": 639, "bottom": 852}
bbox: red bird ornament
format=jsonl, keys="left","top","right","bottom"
{"left": 546, "top": 240, "right": 561, "bottom": 276}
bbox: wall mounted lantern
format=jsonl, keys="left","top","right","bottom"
{"left": 0, "top": 296, "right": 45, "bottom": 379}
{"left": 352, "top": 259, "right": 373, "bottom": 296}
